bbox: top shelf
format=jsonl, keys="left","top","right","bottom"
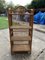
{"left": 9, "top": 13, "right": 33, "bottom": 15}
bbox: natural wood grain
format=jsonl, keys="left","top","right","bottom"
{"left": 9, "top": 13, "right": 33, "bottom": 15}
{"left": 12, "top": 45, "right": 30, "bottom": 52}
{"left": 8, "top": 8, "right": 34, "bottom": 53}
{"left": 13, "top": 41, "right": 29, "bottom": 45}
{"left": 11, "top": 36, "right": 31, "bottom": 41}
{"left": 10, "top": 25, "right": 32, "bottom": 29}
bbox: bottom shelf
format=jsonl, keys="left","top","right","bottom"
{"left": 12, "top": 45, "right": 30, "bottom": 52}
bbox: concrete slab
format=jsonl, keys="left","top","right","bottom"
{"left": 34, "top": 24, "right": 45, "bottom": 33}
{"left": 0, "top": 29, "right": 45, "bottom": 60}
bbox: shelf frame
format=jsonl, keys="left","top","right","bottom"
{"left": 8, "top": 8, "right": 34, "bottom": 54}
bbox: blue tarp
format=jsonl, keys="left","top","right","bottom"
{"left": 34, "top": 11, "right": 45, "bottom": 25}
{"left": 40, "top": 12, "right": 45, "bottom": 25}
{"left": 34, "top": 11, "right": 42, "bottom": 24}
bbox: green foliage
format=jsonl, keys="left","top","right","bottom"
{"left": 25, "top": 4, "right": 32, "bottom": 9}
{"left": 0, "top": 0, "right": 5, "bottom": 13}
{"left": 6, "top": 1, "right": 15, "bottom": 9}
{"left": 31, "top": 0, "right": 45, "bottom": 8}
{"left": 26, "top": 0, "right": 45, "bottom": 9}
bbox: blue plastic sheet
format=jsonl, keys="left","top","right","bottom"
{"left": 40, "top": 12, "right": 45, "bottom": 25}
{"left": 34, "top": 11, "right": 45, "bottom": 25}
{"left": 34, "top": 11, "right": 42, "bottom": 24}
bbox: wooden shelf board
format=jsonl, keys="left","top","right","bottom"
{"left": 10, "top": 25, "right": 32, "bottom": 29}
{"left": 11, "top": 36, "right": 31, "bottom": 41}
{"left": 12, "top": 45, "right": 30, "bottom": 52}
{"left": 9, "top": 13, "right": 33, "bottom": 15}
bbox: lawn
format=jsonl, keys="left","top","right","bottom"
{"left": 0, "top": 16, "right": 21, "bottom": 29}
{"left": 0, "top": 16, "right": 8, "bottom": 29}
{"left": 0, "top": 16, "right": 26, "bottom": 29}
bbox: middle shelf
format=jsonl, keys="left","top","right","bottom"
{"left": 10, "top": 25, "right": 32, "bottom": 29}
{"left": 11, "top": 36, "right": 31, "bottom": 41}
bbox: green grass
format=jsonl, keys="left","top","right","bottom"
{"left": 0, "top": 17, "right": 21, "bottom": 29}
{"left": 0, "top": 17, "right": 8, "bottom": 29}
